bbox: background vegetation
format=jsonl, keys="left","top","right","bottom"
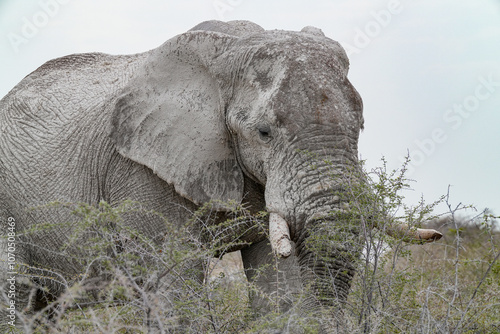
{"left": 1, "top": 159, "right": 499, "bottom": 333}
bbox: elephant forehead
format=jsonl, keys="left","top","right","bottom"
{"left": 226, "top": 30, "right": 362, "bottom": 131}
{"left": 231, "top": 30, "right": 349, "bottom": 87}
{"left": 271, "top": 63, "right": 360, "bottom": 130}
{"left": 240, "top": 30, "right": 349, "bottom": 66}
{"left": 249, "top": 56, "right": 354, "bottom": 120}
{"left": 244, "top": 57, "right": 288, "bottom": 92}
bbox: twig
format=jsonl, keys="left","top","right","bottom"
{"left": 454, "top": 249, "right": 500, "bottom": 333}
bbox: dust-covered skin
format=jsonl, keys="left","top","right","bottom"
{"left": 0, "top": 20, "right": 439, "bottom": 332}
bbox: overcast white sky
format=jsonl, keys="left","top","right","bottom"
{"left": 1, "top": 0, "right": 499, "bottom": 217}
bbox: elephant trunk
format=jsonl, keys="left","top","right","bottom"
{"left": 294, "top": 214, "right": 361, "bottom": 307}
{"left": 267, "top": 152, "right": 364, "bottom": 309}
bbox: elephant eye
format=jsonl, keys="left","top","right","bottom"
{"left": 257, "top": 125, "right": 272, "bottom": 142}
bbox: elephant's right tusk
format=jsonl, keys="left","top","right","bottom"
{"left": 269, "top": 213, "right": 292, "bottom": 258}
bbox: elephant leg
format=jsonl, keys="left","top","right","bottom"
{"left": 241, "top": 240, "right": 302, "bottom": 316}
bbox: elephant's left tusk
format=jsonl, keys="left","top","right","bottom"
{"left": 384, "top": 224, "right": 443, "bottom": 243}
{"left": 269, "top": 213, "right": 292, "bottom": 258}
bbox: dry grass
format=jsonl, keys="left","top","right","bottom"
{"left": 346, "top": 214, "right": 500, "bottom": 333}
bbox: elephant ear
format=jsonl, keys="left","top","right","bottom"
{"left": 110, "top": 31, "right": 244, "bottom": 207}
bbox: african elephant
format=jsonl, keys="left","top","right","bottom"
{"left": 0, "top": 20, "right": 441, "bottom": 332}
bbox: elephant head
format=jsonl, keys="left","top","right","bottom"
{"left": 110, "top": 20, "right": 364, "bottom": 315}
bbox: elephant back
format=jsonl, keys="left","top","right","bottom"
{"left": 189, "top": 20, "right": 265, "bottom": 37}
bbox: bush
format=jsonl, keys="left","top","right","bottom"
{"left": 1, "top": 201, "right": 257, "bottom": 333}
{"left": 343, "top": 158, "right": 500, "bottom": 333}
{"left": 1, "top": 158, "right": 499, "bottom": 333}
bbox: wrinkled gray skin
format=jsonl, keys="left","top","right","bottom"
{"left": 0, "top": 20, "right": 363, "bottom": 331}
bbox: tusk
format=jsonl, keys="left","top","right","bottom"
{"left": 384, "top": 223, "right": 443, "bottom": 243}
{"left": 269, "top": 213, "right": 292, "bottom": 258}
{"left": 415, "top": 228, "right": 443, "bottom": 242}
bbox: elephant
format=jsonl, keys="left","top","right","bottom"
{"left": 0, "top": 20, "right": 441, "bottom": 332}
